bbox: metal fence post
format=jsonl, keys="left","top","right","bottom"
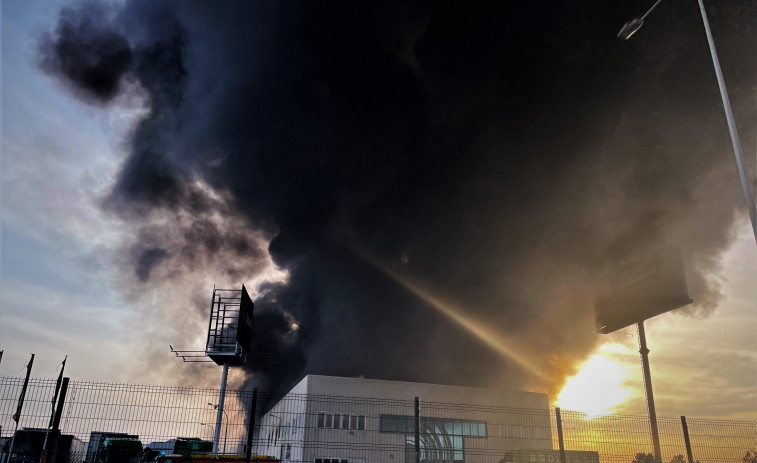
{"left": 555, "top": 407, "right": 566, "bottom": 463}
{"left": 415, "top": 397, "right": 420, "bottom": 463}
{"left": 246, "top": 388, "right": 257, "bottom": 463}
{"left": 681, "top": 416, "right": 695, "bottom": 463}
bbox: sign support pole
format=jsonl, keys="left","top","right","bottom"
{"left": 213, "top": 364, "right": 229, "bottom": 454}
{"left": 637, "top": 321, "right": 662, "bottom": 462}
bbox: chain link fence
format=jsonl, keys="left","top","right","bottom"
{"left": 1, "top": 377, "right": 754, "bottom": 463}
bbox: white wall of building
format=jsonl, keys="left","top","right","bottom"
{"left": 258, "top": 375, "right": 552, "bottom": 463}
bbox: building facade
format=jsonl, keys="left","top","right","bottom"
{"left": 255, "top": 375, "right": 590, "bottom": 463}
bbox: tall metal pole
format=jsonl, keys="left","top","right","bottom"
{"left": 50, "top": 378, "right": 69, "bottom": 439}
{"left": 618, "top": 0, "right": 757, "bottom": 244}
{"left": 213, "top": 364, "right": 229, "bottom": 454}
{"left": 42, "top": 358, "right": 67, "bottom": 463}
{"left": 697, "top": 0, "right": 757, "bottom": 244}
{"left": 43, "top": 378, "right": 69, "bottom": 463}
{"left": 637, "top": 321, "right": 662, "bottom": 462}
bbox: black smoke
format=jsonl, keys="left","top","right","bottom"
{"left": 39, "top": 0, "right": 755, "bottom": 394}
{"left": 39, "top": 2, "right": 132, "bottom": 103}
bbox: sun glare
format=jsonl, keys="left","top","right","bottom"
{"left": 556, "top": 350, "right": 634, "bottom": 419}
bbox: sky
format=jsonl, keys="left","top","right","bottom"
{"left": 0, "top": 0, "right": 755, "bottom": 420}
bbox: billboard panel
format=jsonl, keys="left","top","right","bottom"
{"left": 595, "top": 246, "right": 692, "bottom": 334}
{"left": 206, "top": 285, "right": 254, "bottom": 366}
{"left": 237, "top": 285, "right": 254, "bottom": 353}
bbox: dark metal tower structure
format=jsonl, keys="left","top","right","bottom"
{"left": 206, "top": 286, "right": 254, "bottom": 366}
{"left": 169, "top": 284, "right": 255, "bottom": 454}
{"left": 204, "top": 285, "right": 255, "bottom": 453}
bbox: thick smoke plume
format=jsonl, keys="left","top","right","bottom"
{"left": 39, "top": 0, "right": 755, "bottom": 395}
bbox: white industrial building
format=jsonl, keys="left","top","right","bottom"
{"left": 254, "top": 375, "right": 596, "bottom": 463}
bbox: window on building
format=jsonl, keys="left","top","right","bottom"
{"left": 314, "top": 459, "right": 347, "bottom": 463}
{"left": 380, "top": 415, "right": 486, "bottom": 437}
{"left": 316, "top": 413, "right": 365, "bottom": 430}
{"left": 316, "top": 412, "right": 335, "bottom": 428}
{"left": 406, "top": 435, "right": 464, "bottom": 463}
{"left": 380, "top": 415, "right": 412, "bottom": 433}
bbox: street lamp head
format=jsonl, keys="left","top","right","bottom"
{"left": 618, "top": 18, "right": 644, "bottom": 40}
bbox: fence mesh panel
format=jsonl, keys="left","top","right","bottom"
{"left": 1, "top": 377, "right": 755, "bottom": 463}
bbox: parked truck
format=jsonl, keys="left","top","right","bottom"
{"left": 141, "top": 438, "right": 212, "bottom": 463}
{"left": 171, "top": 439, "right": 211, "bottom": 460}
{"left": 6, "top": 428, "right": 48, "bottom": 463}
{"left": 86, "top": 433, "right": 142, "bottom": 463}
{"left": 52, "top": 435, "right": 85, "bottom": 463}
{"left": 5, "top": 429, "right": 84, "bottom": 463}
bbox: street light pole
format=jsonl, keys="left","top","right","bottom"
{"left": 617, "top": 0, "right": 664, "bottom": 40}
{"left": 210, "top": 403, "right": 230, "bottom": 454}
{"left": 619, "top": 0, "right": 757, "bottom": 245}
{"left": 200, "top": 423, "right": 215, "bottom": 440}
{"left": 694, "top": 0, "right": 757, "bottom": 244}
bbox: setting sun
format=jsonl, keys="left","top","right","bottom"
{"left": 556, "top": 346, "right": 635, "bottom": 418}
